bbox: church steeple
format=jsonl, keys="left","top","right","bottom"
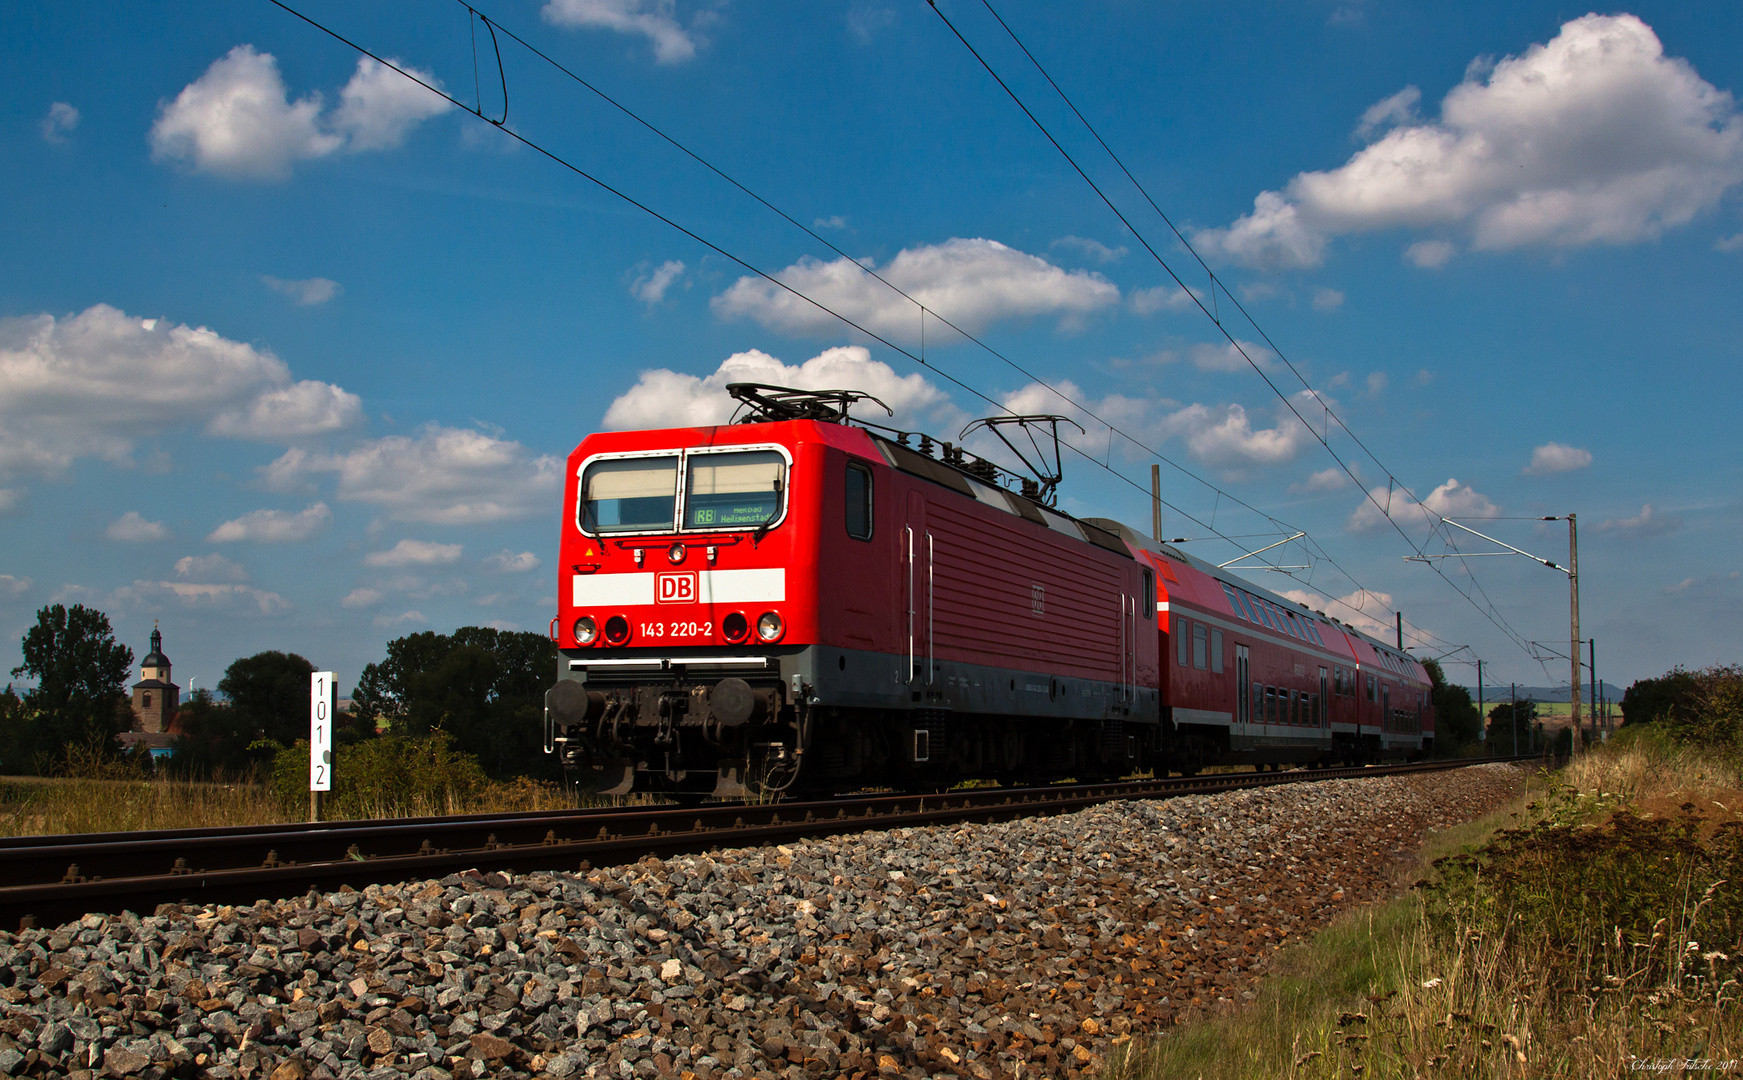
{"left": 131, "top": 621, "right": 179, "bottom": 735}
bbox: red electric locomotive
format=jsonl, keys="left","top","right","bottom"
{"left": 542, "top": 384, "right": 1433, "bottom": 799}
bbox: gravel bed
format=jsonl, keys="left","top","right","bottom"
{"left": 0, "top": 765, "right": 1523, "bottom": 1080}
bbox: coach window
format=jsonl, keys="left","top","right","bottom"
{"left": 1192, "top": 622, "right": 1208, "bottom": 669}
{"left": 1250, "top": 681, "right": 1262, "bottom": 725}
{"left": 1265, "top": 686, "right": 1277, "bottom": 725}
{"left": 845, "top": 462, "right": 874, "bottom": 540}
{"left": 1220, "top": 581, "right": 1245, "bottom": 620}
{"left": 1176, "top": 617, "right": 1189, "bottom": 667}
{"left": 1210, "top": 629, "right": 1224, "bottom": 673}
{"left": 1143, "top": 569, "right": 1155, "bottom": 619}
{"left": 581, "top": 455, "right": 679, "bottom": 534}
{"left": 1366, "top": 673, "right": 1377, "bottom": 702}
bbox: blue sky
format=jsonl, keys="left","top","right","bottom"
{"left": 2, "top": 0, "right": 1739, "bottom": 699}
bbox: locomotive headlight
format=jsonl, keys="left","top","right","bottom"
{"left": 572, "top": 616, "right": 598, "bottom": 645}
{"left": 604, "top": 615, "right": 631, "bottom": 645}
{"left": 756, "top": 611, "right": 785, "bottom": 642}
{"left": 668, "top": 542, "right": 687, "bottom": 565}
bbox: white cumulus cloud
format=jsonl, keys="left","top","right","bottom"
{"left": 1598, "top": 503, "right": 1682, "bottom": 536}
{"left": 484, "top": 550, "right": 542, "bottom": 574}
{"left": 1129, "top": 285, "right": 1200, "bottom": 316}
{"left": 259, "top": 426, "right": 561, "bottom": 525}
{"left": 1312, "top": 288, "right": 1345, "bottom": 311}
{"left": 630, "top": 260, "right": 686, "bottom": 306}
{"left": 0, "top": 575, "right": 32, "bottom": 599}
{"left": 1189, "top": 340, "right": 1275, "bottom": 373}
{"left": 1198, "top": 15, "right": 1743, "bottom": 268}
{"left": 1278, "top": 586, "right": 1401, "bottom": 639}
{"left": 106, "top": 512, "right": 169, "bottom": 543}
{"left": 207, "top": 502, "right": 332, "bottom": 543}
{"left": 1405, "top": 239, "right": 1456, "bottom": 268}
{"left": 112, "top": 579, "right": 289, "bottom": 616}
{"left": 41, "top": 102, "right": 80, "bottom": 143}
{"left": 1290, "top": 467, "right": 1351, "bottom": 495}
{"left": 0, "top": 304, "right": 358, "bottom": 478}
{"left": 1051, "top": 236, "right": 1127, "bottom": 264}
{"left": 175, "top": 554, "right": 249, "bottom": 581}
{"left": 150, "top": 46, "right": 450, "bottom": 180}
{"left": 541, "top": 0, "right": 706, "bottom": 64}
{"left": 604, "top": 345, "right": 964, "bottom": 432}
{"left": 712, "top": 238, "right": 1119, "bottom": 341}
{"left": 342, "top": 587, "right": 383, "bottom": 609}
{"left": 1346, "top": 478, "right": 1499, "bottom": 534}
{"left": 209, "top": 380, "right": 362, "bottom": 440}
{"left": 261, "top": 276, "right": 341, "bottom": 306}
{"left": 374, "top": 610, "right": 427, "bottom": 629}
{"left": 364, "top": 539, "right": 464, "bottom": 568}
{"left": 1523, "top": 442, "right": 1592, "bottom": 475}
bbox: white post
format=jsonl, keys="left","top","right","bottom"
{"left": 310, "top": 672, "right": 334, "bottom": 821}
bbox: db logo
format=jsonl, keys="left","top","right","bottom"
{"left": 656, "top": 571, "right": 697, "bottom": 604}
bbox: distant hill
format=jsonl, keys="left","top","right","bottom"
{"left": 1461, "top": 682, "right": 1625, "bottom": 704}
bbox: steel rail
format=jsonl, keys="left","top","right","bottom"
{"left": 0, "top": 758, "right": 1527, "bottom": 931}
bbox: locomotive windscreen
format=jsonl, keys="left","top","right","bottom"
{"left": 581, "top": 456, "right": 678, "bottom": 533}
{"left": 685, "top": 450, "right": 784, "bottom": 529}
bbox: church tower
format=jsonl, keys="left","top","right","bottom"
{"left": 130, "top": 622, "right": 180, "bottom": 734}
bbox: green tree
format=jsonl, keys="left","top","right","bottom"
{"left": 218, "top": 650, "right": 316, "bottom": 747}
{"left": 8, "top": 604, "right": 134, "bottom": 765}
{"left": 163, "top": 688, "right": 257, "bottom": 776}
{"left": 1619, "top": 667, "right": 1702, "bottom": 727}
{"left": 1422, "top": 658, "right": 1482, "bottom": 752}
{"left": 354, "top": 626, "right": 556, "bottom": 777}
{"left": 1486, "top": 699, "right": 1538, "bottom": 753}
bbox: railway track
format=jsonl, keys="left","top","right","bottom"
{"left": 0, "top": 758, "right": 1525, "bottom": 932}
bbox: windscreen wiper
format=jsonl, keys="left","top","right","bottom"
{"left": 751, "top": 478, "right": 784, "bottom": 546}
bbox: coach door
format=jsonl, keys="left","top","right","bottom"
{"left": 905, "top": 491, "right": 931, "bottom": 687}
{"left": 1319, "top": 667, "right": 1329, "bottom": 728}
{"left": 1235, "top": 644, "right": 1250, "bottom": 727}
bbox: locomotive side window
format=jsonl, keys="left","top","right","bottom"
{"left": 1192, "top": 622, "right": 1208, "bottom": 669}
{"left": 581, "top": 456, "right": 679, "bottom": 534}
{"left": 1210, "top": 629, "right": 1224, "bottom": 673}
{"left": 1142, "top": 569, "right": 1155, "bottom": 619}
{"left": 844, "top": 462, "right": 874, "bottom": 540}
{"left": 1176, "top": 617, "right": 1189, "bottom": 666}
{"left": 686, "top": 450, "right": 786, "bottom": 529}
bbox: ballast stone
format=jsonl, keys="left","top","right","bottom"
{"left": 0, "top": 765, "right": 1521, "bottom": 1080}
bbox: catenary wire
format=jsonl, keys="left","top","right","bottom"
{"left": 926, "top": 0, "right": 1540, "bottom": 659}
{"left": 263, "top": 0, "right": 1472, "bottom": 653}
{"left": 440, "top": 0, "right": 1463, "bottom": 643}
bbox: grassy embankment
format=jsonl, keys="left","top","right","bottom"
{"left": 1106, "top": 728, "right": 1743, "bottom": 1078}
{"left": 0, "top": 736, "right": 579, "bottom": 836}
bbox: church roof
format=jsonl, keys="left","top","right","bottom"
{"left": 133, "top": 678, "right": 177, "bottom": 691}
{"left": 142, "top": 624, "right": 170, "bottom": 668}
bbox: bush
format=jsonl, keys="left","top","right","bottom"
{"left": 268, "top": 731, "right": 492, "bottom": 820}
{"left": 1673, "top": 665, "right": 1743, "bottom": 752}
{"left": 1423, "top": 787, "right": 1743, "bottom": 995}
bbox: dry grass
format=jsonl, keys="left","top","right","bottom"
{"left": 0, "top": 768, "right": 587, "bottom": 838}
{"left": 1106, "top": 736, "right": 1743, "bottom": 1080}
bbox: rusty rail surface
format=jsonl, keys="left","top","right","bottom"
{"left": 0, "top": 758, "right": 1528, "bottom": 931}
